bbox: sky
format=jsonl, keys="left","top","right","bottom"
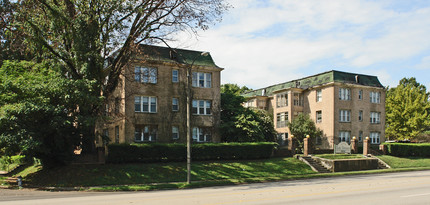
{"left": 169, "top": 0, "right": 430, "bottom": 90}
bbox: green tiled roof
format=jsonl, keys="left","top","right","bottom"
{"left": 242, "top": 70, "right": 384, "bottom": 98}
{"left": 137, "top": 44, "right": 220, "bottom": 68}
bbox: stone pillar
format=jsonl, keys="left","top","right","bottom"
{"left": 379, "top": 144, "right": 386, "bottom": 155}
{"left": 363, "top": 137, "right": 371, "bottom": 156}
{"left": 304, "top": 135, "right": 310, "bottom": 156}
{"left": 288, "top": 135, "right": 296, "bottom": 156}
{"left": 351, "top": 136, "right": 358, "bottom": 154}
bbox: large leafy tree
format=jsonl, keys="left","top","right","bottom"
{"left": 0, "top": 61, "right": 99, "bottom": 167}
{"left": 288, "top": 113, "right": 322, "bottom": 150}
{"left": 220, "top": 84, "right": 277, "bottom": 142}
{"left": 385, "top": 77, "right": 430, "bottom": 140}
{"left": 0, "top": 0, "right": 229, "bottom": 161}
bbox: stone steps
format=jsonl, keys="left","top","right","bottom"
{"left": 301, "top": 156, "right": 331, "bottom": 173}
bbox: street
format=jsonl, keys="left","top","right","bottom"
{"left": 1, "top": 170, "right": 430, "bottom": 205}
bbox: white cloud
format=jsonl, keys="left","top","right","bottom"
{"left": 169, "top": 0, "right": 430, "bottom": 89}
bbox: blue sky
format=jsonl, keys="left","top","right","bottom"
{"left": 170, "top": 0, "right": 430, "bottom": 90}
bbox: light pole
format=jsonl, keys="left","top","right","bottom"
{"left": 185, "top": 51, "right": 208, "bottom": 184}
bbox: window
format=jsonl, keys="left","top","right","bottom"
{"left": 339, "top": 110, "right": 351, "bottom": 122}
{"left": 192, "top": 100, "right": 211, "bottom": 115}
{"left": 316, "top": 111, "right": 322, "bottom": 123}
{"left": 192, "top": 127, "right": 211, "bottom": 142}
{"left": 246, "top": 99, "right": 255, "bottom": 107}
{"left": 134, "top": 66, "right": 157, "bottom": 84}
{"left": 172, "top": 70, "right": 179, "bottom": 83}
{"left": 172, "top": 98, "right": 179, "bottom": 111}
{"left": 192, "top": 72, "right": 211, "bottom": 88}
{"left": 276, "top": 93, "right": 288, "bottom": 107}
{"left": 277, "top": 133, "right": 288, "bottom": 146}
{"left": 339, "top": 88, "right": 351, "bottom": 100}
{"left": 316, "top": 89, "right": 322, "bottom": 102}
{"left": 276, "top": 112, "right": 288, "bottom": 128}
{"left": 102, "top": 129, "right": 109, "bottom": 145}
{"left": 135, "top": 125, "right": 157, "bottom": 142}
{"left": 359, "top": 131, "right": 363, "bottom": 142}
{"left": 370, "top": 132, "right": 380, "bottom": 144}
{"left": 293, "top": 93, "right": 303, "bottom": 106}
{"left": 114, "top": 97, "right": 120, "bottom": 114}
{"left": 358, "top": 90, "right": 363, "bottom": 100}
{"left": 370, "top": 92, "right": 381, "bottom": 103}
{"left": 135, "top": 96, "right": 157, "bottom": 113}
{"left": 359, "top": 110, "right": 363, "bottom": 121}
{"left": 172, "top": 126, "right": 179, "bottom": 140}
{"left": 115, "top": 126, "right": 119, "bottom": 143}
{"left": 339, "top": 131, "right": 351, "bottom": 143}
{"left": 370, "top": 112, "right": 381, "bottom": 124}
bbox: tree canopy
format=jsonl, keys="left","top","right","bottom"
{"left": 385, "top": 77, "right": 430, "bottom": 140}
{"left": 0, "top": 61, "right": 100, "bottom": 166}
{"left": 220, "top": 84, "right": 276, "bottom": 142}
{"left": 288, "top": 113, "right": 322, "bottom": 149}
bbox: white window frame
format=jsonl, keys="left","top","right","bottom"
{"left": 192, "top": 127, "right": 211, "bottom": 142}
{"left": 370, "top": 92, "right": 381, "bottom": 103}
{"left": 358, "top": 131, "right": 363, "bottom": 142}
{"left": 339, "top": 110, "right": 351, "bottom": 122}
{"left": 316, "top": 110, "right": 322, "bottom": 123}
{"left": 135, "top": 96, "right": 157, "bottom": 113}
{"left": 370, "top": 112, "right": 381, "bottom": 124}
{"left": 134, "top": 126, "right": 157, "bottom": 142}
{"left": 293, "top": 92, "right": 303, "bottom": 106}
{"left": 172, "top": 126, "right": 179, "bottom": 140}
{"left": 339, "top": 88, "right": 351, "bottom": 100}
{"left": 192, "top": 72, "right": 211, "bottom": 88}
{"left": 358, "top": 90, "right": 363, "bottom": 100}
{"left": 192, "top": 100, "right": 211, "bottom": 115}
{"left": 316, "top": 89, "right": 322, "bottom": 102}
{"left": 276, "top": 93, "right": 288, "bottom": 107}
{"left": 172, "top": 69, "right": 179, "bottom": 83}
{"left": 339, "top": 131, "right": 351, "bottom": 143}
{"left": 172, "top": 98, "right": 179, "bottom": 111}
{"left": 134, "top": 66, "right": 157, "bottom": 84}
{"left": 276, "top": 112, "right": 288, "bottom": 128}
{"left": 370, "top": 132, "right": 381, "bottom": 144}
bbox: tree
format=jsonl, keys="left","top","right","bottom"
{"left": 288, "top": 113, "right": 322, "bottom": 150}
{"left": 0, "top": 61, "right": 99, "bottom": 167}
{"left": 0, "top": 0, "right": 229, "bottom": 163}
{"left": 220, "top": 84, "right": 276, "bottom": 142}
{"left": 385, "top": 77, "right": 430, "bottom": 141}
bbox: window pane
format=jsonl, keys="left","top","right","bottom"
{"left": 172, "top": 70, "right": 178, "bottom": 82}
{"left": 150, "top": 97, "right": 157, "bottom": 113}
{"left": 199, "top": 73, "right": 205, "bottom": 87}
{"left": 192, "top": 100, "right": 198, "bottom": 114}
{"left": 134, "top": 67, "right": 141, "bottom": 82}
{"left": 135, "top": 130, "right": 141, "bottom": 141}
{"left": 192, "top": 127, "right": 198, "bottom": 141}
{"left": 206, "top": 101, "right": 211, "bottom": 115}
{"left": 142, "top": 97, "right": 149, "bottom": 112}
{"left": 135, "top": 96, "right": 141, "bottom": 112}
{"left": 192, "top": 72, "right": 198, "bottom": 87}
{"left": 205, "top": 73, "right": 211, "bottom": 88}
{"left": 172, "top": 98, "right": 178, "bottom": 111}
{"left": 150, "top": 68, "right": 157, "bottom": 84}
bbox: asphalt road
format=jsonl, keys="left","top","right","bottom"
{"left": 1, "top": 170, "right": 430, "bottom": 205}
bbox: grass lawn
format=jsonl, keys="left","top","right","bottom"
{"left": 314, "top": 154, "right": 364, "bottom": 160}
{"left": 377, "top": 155, "right": 430, "bottom": 168}
{"left": 23, "top": 157, "right": 315, "bottom": 188}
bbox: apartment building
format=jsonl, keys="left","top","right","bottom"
{"left": 243, "top": 70, "right": 385, "bottom": 149}
{"left": 96, "top": 45, "right": 223, "bottom": 146}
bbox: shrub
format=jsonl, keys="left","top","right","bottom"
{"left": 107, "top": 142, "right": 276, "bottom": 163}
{"left": 383, "top": 143, "right": 430, "bottom": 157}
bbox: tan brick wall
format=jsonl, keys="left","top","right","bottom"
{"left": 97, "top": 57, "right": 222, "bottom": 145}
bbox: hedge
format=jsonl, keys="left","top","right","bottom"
{"left": 107, "top": 142, "right": 277, "bottom": 163}
{"left": 383, "top": 143, "right": 430, "bottom": 157}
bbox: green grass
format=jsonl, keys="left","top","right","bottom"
{"left": 24, "top": 157, "right": 315, "bottom": 187}
{"left": 314, "top": 154, "right": 364, "bottom": 160}
{"left": 377, "top": 155, "right": 430, "bottom": 168}
{"left": 0, "top": 155, "right": 25, "bottom": 172}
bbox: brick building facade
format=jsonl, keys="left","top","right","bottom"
{"left": 96, "top": 45, "right": 223, "bottom": 146}
{"left": 243, "top": 70, "right": 386, "bottom": 149}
